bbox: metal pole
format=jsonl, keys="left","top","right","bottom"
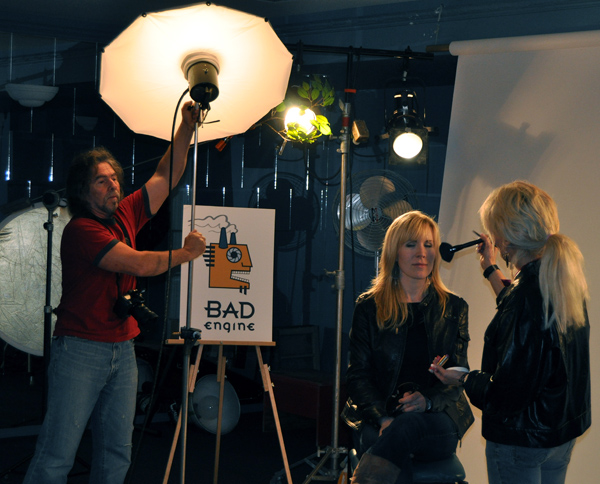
{"left": 179, "top": 117, "right": 199, "bottom": 484}
{"left": 303, "top": 54, "right": 355, "bottom": 484}
{"left": 42, "top": 206, "right": 55, "bottom": 414}
{"left": 330, "top": 44, "right": 360, "bottom": 474}
{"left": 332, "top": 99, "right": 350, "bottom": 472}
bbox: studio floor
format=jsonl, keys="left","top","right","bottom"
{"left": 0, "top": 345, "right": 348, "bottom": 484}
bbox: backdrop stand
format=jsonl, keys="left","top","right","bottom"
{"left": 162, "top": 340, "right": 289, "bottom": 484}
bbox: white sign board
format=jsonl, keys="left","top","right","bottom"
{"left": 179, "top": 205, "right": 275, "bottom": 344}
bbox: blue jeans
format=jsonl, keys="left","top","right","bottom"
{"left": 486, "top": 439, "right": 576, "bottom": 484}
{"left": 24, "top": 336, "right": 138, "bottom": 484}
{"left": 357, "top": 412, "right": 459, "bottom": 482}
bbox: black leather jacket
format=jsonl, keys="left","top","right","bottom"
{"left": 464, "top": 260, "right": 591, "bottom": 447}
{"left": 341, "top": 289, "right": 474, "bottom": 439}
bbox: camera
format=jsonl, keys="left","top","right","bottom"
{"left": 114, "top": 289, "right": 158, "bottom": 326}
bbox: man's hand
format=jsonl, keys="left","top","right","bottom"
{"left": 183, "top": 229, "right": 206, "bottom": 259}
{"left": 181, "top": 101, "right": 200, "bottom": 131}
{"left": 146, "top": 101, "right": 201, "bottom": 215}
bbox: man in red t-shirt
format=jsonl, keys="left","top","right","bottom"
{"left": 24, "top": 101, "right": 206, "bottom": 484}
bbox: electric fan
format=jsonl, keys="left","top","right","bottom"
{"left": 333, "top": 169, "right": 419, "bottom": 258}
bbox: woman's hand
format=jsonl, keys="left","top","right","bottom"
{"left": 397, "top": 390, "right": 427, "bottom": 413}
{"left": 477, "top": 232, "right": 510, "bottom": 294}
{"left": 431, "top": 365, "right": 464, "bottom": 386}
{"left": 477, "top": 233, "right": 497, "bottom": 270}
{"left": 379, "top": 390, "right": 428, "bottom": 436}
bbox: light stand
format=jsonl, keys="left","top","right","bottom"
{"left": 41, "top": 190, "right": 61, "bottom": 413}
{"left": 302, "top": 102, "right": 352, "bottom": 484}
{"left": 176, "top": 98, "right": 211, "bottom": 484}
{"left": 0, "top": 191, "right": 76, "bottom": 480}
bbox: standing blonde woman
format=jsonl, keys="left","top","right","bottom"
{"left": 433, "top": 181, "right": 591, "bottom": 484}
{"left": 343, "top": 210, "right": 474, "bottom": 484}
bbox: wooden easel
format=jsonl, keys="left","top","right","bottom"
{"left": 162, "top": 339, "right": 293, "bottom": 484}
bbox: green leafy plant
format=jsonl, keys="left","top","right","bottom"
{"left": 268, "top": 74, "right": 335, "bottom": 144}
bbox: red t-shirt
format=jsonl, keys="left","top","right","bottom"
{"left": 53, "top": 187, "right": 151, "bottom": 342}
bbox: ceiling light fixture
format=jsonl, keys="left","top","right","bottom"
{"left": 5, "top": 83, "right": 59, "bottom": 108}
{"left": 6, "top": 36, "right": 59, "bottom": 108}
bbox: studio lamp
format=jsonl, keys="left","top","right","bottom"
{"left": 181, "top": 53, "right": 219, "bottom": 109}
{"left": 263, "top": 73, "right": 333, "bottom": 151}
{"left": 98, "top": 5, "right": 293, "bottom": 484}
{"left": 386, "top": 90, "right": 428, "bottom": 165}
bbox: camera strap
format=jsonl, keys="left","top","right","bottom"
{"left": 112, "top": 217, "right": 133, "bottom": 298}
{"left": 80, "top": 211, "right": 133, "bottom": 298}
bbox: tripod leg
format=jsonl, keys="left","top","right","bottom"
{"left": 255, "top": 347, "right": 293, "bottom": 484}
{"left": 162, "top": 345, "right": 204, "bottom": 484}
{"left": 213, "top": 349, "right": 226, "bottom": 484}
{"left": 163, "top": 410, "right": 182, "bottom": 484}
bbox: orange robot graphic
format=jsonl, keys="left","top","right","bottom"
{"left": 203, "top": 227, "right": 252, "bottom": 294}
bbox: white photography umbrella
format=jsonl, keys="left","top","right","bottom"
{"left": 99, "top": 2, "right": 293, "bottom": 142}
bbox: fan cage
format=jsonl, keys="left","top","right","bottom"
{"left": 333, "top": 169, "right": 419, "bottom": 258}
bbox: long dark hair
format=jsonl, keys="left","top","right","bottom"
{"left": 66, "top": 147, "right": 125, "bottom": 217}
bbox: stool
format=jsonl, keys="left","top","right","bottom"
{"left": 349, "top": 448, "right": 467, "bottom": 484}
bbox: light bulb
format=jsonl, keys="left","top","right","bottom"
{"left": 393, "top": 132, "right": 423, "bottom": 159}
{"left": 285, "top": 107, "right": 316, "bottom": 134}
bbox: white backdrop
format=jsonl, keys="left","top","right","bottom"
{"left": 439, "top": 31, "right": 600, "bottom": 483}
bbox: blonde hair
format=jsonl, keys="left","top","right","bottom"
{"left": 479, "top": 180, "right": 589, "bottom": 331}
{"left": 361, "top": 210, "right": 450, "bottom": 330}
